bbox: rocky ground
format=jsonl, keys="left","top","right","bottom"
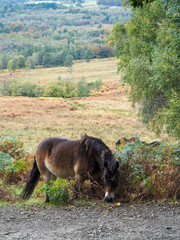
{"left": 0, "top": 203, "right": 180, "bottom": 240}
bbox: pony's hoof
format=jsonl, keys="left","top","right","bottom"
{"left": 45, "top": 195, "right": 50, "bottom": 203}
{"left": 70, "top": 193, "right": 78, "bottom": 201}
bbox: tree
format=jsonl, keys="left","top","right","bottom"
{"left": 7, "top": 59, "right": 17, "bottom": 72}
{"left": 64, "top": 54, "right": 74, "bottom": 67}
{"left": 31, "top": 52, "right": 40, "bottom": 66}
{"left": 0, "top": 22, "right": 4, "bottom": 33}
{"left": 84, "top": 48, "right": 94, "bottom": 62}
{"left": 10, "top": 22, "right": 24, "bottom": 32}
{"left": 25, "top": 57, "right": 35, "bottom": 69}
{"left": 4, "top": 26, "right": 10, "bottom": 34}
{"left": 110, "top": 0, "right": 180, "bottom": 138}
{"left": 42, "top": 53, "right": 52, "bottom": 68}
{"left": 0, "top": 54, "right": 9, "bottom": 69}
{"left": 126, "top": 0, "right": 155, "bottom": 8}
{"left": 16, "top": 55, "right": 26, "bottom": 68}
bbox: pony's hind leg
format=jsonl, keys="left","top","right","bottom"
{"left": 46, "top": 174, "right": 57, "bottom": 203}
{"left": 42, "top": 171, "right": 51, "bottom": 203}
{"left": 43, "top": 171, "right": 57, "bottom": 203}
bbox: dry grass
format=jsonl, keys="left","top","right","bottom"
{"left": 0, "top": 58, "right": 166, "bottom": 153}
{"left": 0, "top": 95, "right": 164, "bottom": 153}
{"left": 1, "top": 58, "right": 120, "bottom": 86}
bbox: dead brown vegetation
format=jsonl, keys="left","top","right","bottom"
{"left": 0, "top": 94, "right": 164, "bottom": 153}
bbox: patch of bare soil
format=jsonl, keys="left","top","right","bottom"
{"left": 0, "top": 203, "right": 179, "bottom": 239}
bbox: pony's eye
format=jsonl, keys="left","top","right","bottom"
{"left": 105, "top": 175, "right": 109, "bottom": 180}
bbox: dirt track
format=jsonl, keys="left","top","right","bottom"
{"left": 0, "top": 203, "right": 180, "bottom": 240}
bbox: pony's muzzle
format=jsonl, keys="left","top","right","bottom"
{"left": 105, "top": 192, "right": 114, "bottom": 203}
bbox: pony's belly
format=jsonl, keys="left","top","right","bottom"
{"left": 56, "top": 169, "right": 75, "bottom": 179}
{"left": 45, "top": 159, "right": 75, "bottom": 179}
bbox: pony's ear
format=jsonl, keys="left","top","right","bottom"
{"left": 85, "top": 139, "right": 89, "bottom": 151}
{"left": 116, "top": 139, "right": 121, "bottom": 146}
{"left": 104, "top": 160, "right": 108, "bottom": 168}
{"left": 116, "top": 161, "right": 119, "bottom": 169}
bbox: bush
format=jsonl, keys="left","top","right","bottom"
{"left": 37, "top": 178, "right": 69, "bottom": 205}
{"left": 0, "top": 136, "right": 31, "bottom": 183}
{"left": 115, "top": 141, "right": 180, "bottom": 201}
{"left": 11, "top": 82, "right": 38, "bottom": 97}
{"left": 88, "top": 79, "right": 102, "bottom": 92}
{"left": 0, "top": 152, "right": 13, "bottom": 173}
{"left": 77, "top": 78, "right": 90, "bottom": 97}
{"left": 44, "top": 80, "right": 77, "bottom": 98}
{"left": 1, "top": 78, "right": 102, "bottom": 98}
{"left": 0, "top": 81, "right": 44, "bottom": 97}
{"left": 0, "top": 136, "right": 26, "bottom": 160}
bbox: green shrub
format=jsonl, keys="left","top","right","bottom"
{"left": 88, "top": 79, "right": 102, "bottom": 92}
{"left": 77, "top": 78, "right": 90, "bottom": 97}
{"left": 0, "top": 152, "right": 13, "bottom": 173}
{"left": 115, "top": 141, "right": 180, "bottom": 201}
{"left": 0, "top": 136, "right": 31, "bottom": 183}
{"left": 44, "top": 80, "right": 77, "bottom": 98}
{"left": 11, "top": 82, "right": 41, "bottom": 97}
{"left": 0, "top": 136, "right": 26, "bottom": 160}
{"left": 0, "top": 81, "right": 44, "bottom": 97}
{"left": 1, "top": 78, "right": 101, "bottom": 98}
{"left": 37, "top": 178, "right": 69, "bottom": 205}
{"left": 44, "top": 82, "right": 65, "bottom": 97}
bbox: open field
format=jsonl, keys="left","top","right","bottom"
{"left": 0, "top": 58, "right": 165, "bottom": 153}
{"left": 0, "top": 58, "right": 120, "bottom": 86}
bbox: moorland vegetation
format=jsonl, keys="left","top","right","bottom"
{"left": 0, "top": 0, "right": 179, "bottom": 205}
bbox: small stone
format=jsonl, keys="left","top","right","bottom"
{"left": 166, "top": 226, "right": 172, "bottom": 230}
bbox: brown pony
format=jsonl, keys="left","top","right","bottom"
{"left": 22, "top": 135, "right": 119, "bottom": 202}
{"left": 116, "top": 137, "right": 160, "bottom": 147}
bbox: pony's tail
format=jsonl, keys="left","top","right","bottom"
{"left": 22, "top": 156, "right": 40, "bottom": 200}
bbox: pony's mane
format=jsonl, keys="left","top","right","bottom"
{"left": 79, "top": 135, "right": 113, "bottom": 171}
{"left": 102, "top": 150, "right": 116, "bottom": 174}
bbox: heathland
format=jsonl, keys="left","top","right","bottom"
{"left": 0, "top": 0, "right": 179, "bottom": 209}
{"left": 1, "top": 58, "right": 179, "bottom": 206}
{"left": 0, "top": 58, "right": 164, "bottom": 152}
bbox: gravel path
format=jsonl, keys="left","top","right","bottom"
{"left": 0, "top": 203, "right": 180, "bottom": 240}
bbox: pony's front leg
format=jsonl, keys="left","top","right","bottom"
{"left": 71, "top": 173, "right": 86, "bottom": 201}
{"left": 70, "top": 173, "right": 85, "bottom": 201}
{"left": 75, "top": 173, "right": 86, "bottom": 192}
{"left": 70, "top": 176, "right": 79, "bottom": 201}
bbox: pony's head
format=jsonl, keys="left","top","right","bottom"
{"left": 102, "top": 150, "right": 119, "bottom": 202}
{"left": 80, "top": 135, "right": 120, "bottom": 202}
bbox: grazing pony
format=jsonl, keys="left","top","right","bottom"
{"left": 22, "top": 135, "right": 119, "bottom": 202}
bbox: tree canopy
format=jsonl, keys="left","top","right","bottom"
{"left": 110, "top": 0, "right": 180, "bottom": 138}
{"left": 0, "top": 1, "right": 131, "bottom": 70}
{"left": 127, "top": 0, "right": 155, "bottom": 8}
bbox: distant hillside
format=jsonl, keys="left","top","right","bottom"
{"left": 0, "top": 0, "right": 131, "bottom": 71}
{"left": 97, "top": 0, "right": 122, "bottom": 6}
{"left": 0, "top": 0, "right": 27, "bottom": 4}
